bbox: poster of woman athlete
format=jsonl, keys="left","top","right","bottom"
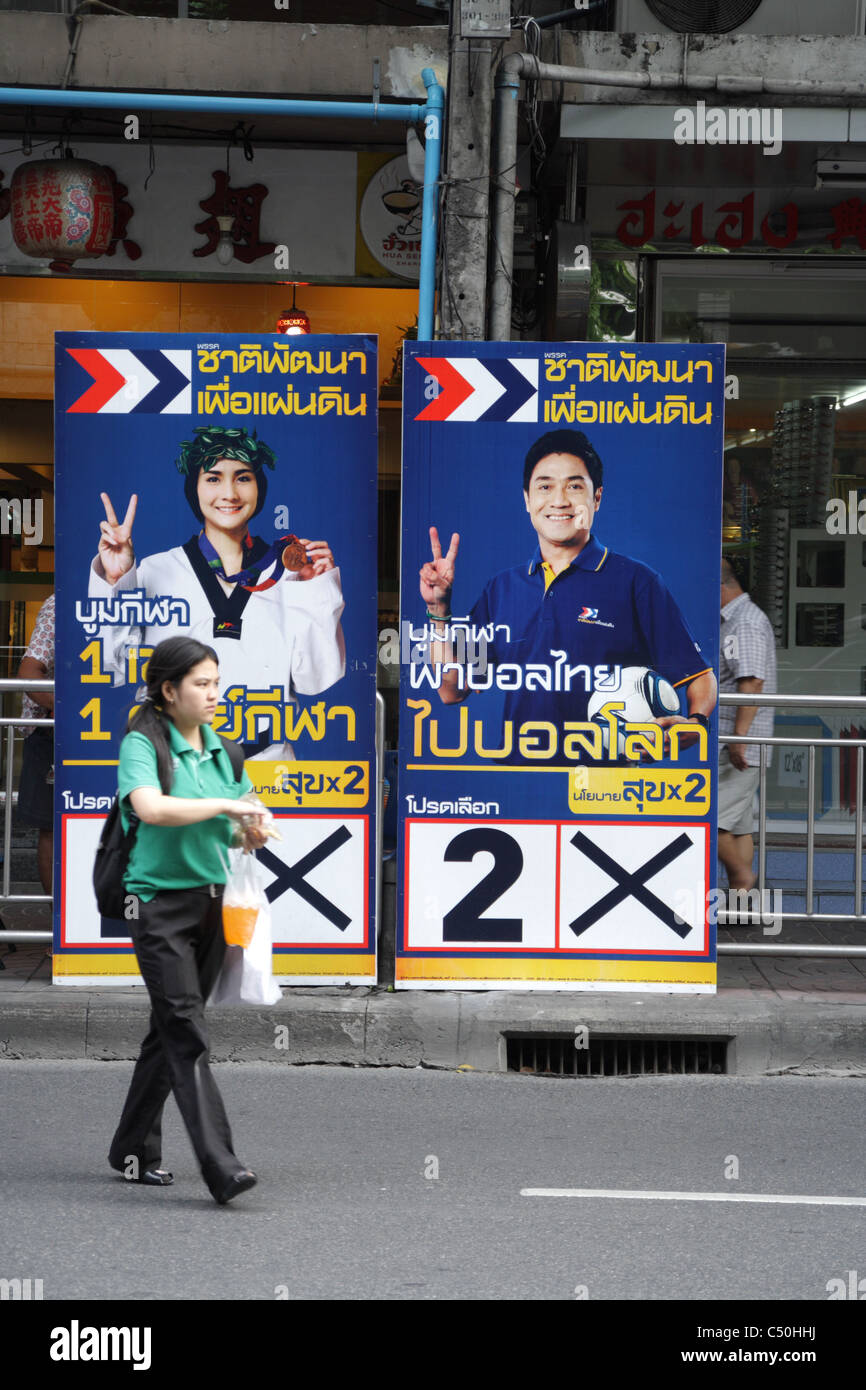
{"left": 54, "top": 332, "right": 377, "bottom": 986}
{"left": 398, "top": 342, "right": 725, "bottom": 993}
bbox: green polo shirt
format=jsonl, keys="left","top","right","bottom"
{"left": 118, "top": 721, "right": 252, "bottom": 902}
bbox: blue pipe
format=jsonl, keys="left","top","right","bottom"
{"left": 417, "top": 68, "right": 443, "bottom": 343}
{"left": 0, "top": 80, "right": 444, "bottom": 338}
{"left": 0, "top": 86, "right": 424, "bottom": 123}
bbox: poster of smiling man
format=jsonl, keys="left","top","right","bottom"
{"left": 54, "top": 332, "right": 377, "bottom": 986}
{"left": 398, "top": 342, "right": 725, "bottom": 992}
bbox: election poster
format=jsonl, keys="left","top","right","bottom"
{"left": 397, "top": 342, "right": 725, "bottom": 991}
{"left": 54, "top": 332, "right": 378, "bottom": 986}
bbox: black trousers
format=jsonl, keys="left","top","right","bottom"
{"left": 109, "top": 887, "right": 241, "bottom": 1197}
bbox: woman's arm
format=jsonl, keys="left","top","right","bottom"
{"left": 128, "top": 786, "right": 258, "bottom": 828}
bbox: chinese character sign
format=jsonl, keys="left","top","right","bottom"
{"left": 54, "top": 333, "right": 378, "bottom": 986}
{"left": 193, "top": 169, "right": 276, "bottom": 264}
{"left": 398, "top": 342, "right": 725, "bottom": 992}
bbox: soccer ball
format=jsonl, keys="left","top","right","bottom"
{"left": 587, "top": 666, "right": 680, "bottom": 759}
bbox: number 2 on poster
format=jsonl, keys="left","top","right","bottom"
{"left": 442, "top": 827, "right": 523, "bottom": 942}
{"left": 406, "top": 821, "right": 557, "bottom": 950}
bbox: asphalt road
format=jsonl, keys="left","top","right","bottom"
{"left": 1, "top": 1063, "right": 864, "bottom": 1301}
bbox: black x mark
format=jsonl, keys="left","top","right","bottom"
{"left": 568, "top": 831, "right": 693, "bottom": 939}
{"left": 258, "top": 825, "right": 353, "bottom": 931}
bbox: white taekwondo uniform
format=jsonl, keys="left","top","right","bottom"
{"left": 88, "top": 542, "right": 346, "bottom": 759}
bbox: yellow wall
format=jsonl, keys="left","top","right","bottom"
{"left": 0, "top": 277, "right": 418, "bottom": 398}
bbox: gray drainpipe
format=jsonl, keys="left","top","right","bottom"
{"left": 490, "top": 52, "right": 866, "bottom": 340}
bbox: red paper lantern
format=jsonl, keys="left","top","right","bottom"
{"left": 11, "top": 159, "right": 114, "bottom": 266}
{"left": 276, "top": 306, "right": 311, "bottom": 336}
{"left": 276, "top": 283, "right": 311, "bottom": 335}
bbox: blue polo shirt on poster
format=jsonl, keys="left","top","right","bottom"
{"left": 465, "top": 533, "right": 710, "bottom": 733}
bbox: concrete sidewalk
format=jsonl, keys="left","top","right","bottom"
{"left": 2, "top": 928, "right": 865, "bottom": 1076}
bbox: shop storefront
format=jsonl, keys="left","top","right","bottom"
{"left": 570, "top": 106, "right": 866, "bottom": 830}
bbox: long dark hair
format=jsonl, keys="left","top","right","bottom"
{"left": 125, "top": 637, "right": 218, "bottom": 795}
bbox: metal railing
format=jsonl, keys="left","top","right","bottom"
{"left": 0, "top": 677, "right": 54, "bottom": 943}
{"left": 1, "top": 682, "right": 865, "bottom": 960}
{"left": 717, "top": 692, "right": 866, "bottom": 956}
{"left": 375, "top": 691, "right": 385, "bottom": 940}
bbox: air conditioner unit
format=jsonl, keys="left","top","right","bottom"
{"left": 617, "top": 0, "right": 865, "bottom": 36}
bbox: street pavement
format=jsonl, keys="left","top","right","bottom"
{"left": 4, "top": 875, "right": 866, "bottom": 1076}
{"left": 1, "top": 1062, "right": 864, "bottom": 1301}
{"left": 3, "top": 929, "right": 866, "bottom": 1074}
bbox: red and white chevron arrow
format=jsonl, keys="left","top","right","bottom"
{"left": 65, "top": 348, "right": 191, "bottom": 414}
{"left": 414, "top": 356, "right": 538, "bottom": 423}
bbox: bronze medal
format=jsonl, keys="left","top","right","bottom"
{"left": 281, "top": 536, "right": 307, "bottom": 571}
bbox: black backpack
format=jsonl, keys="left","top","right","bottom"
{"left": 92, "top": 732, "right": 246, "bottom": 921}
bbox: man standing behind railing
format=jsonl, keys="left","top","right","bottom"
{"left": 718, "top": 559, "right": 777, "bottom": 892}
{"left": 16, "top": 593, "right": 55, "bottom": 896}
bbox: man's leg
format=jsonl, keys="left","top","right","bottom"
{"left": 17, "top": 728, "right": 53, "bottom": 892}
{"left": 37, "top": 828, "right": 53, "bottom": 895}
{"left": 17, "top": 729, "right": 55, "bottom": 955}
{"left": 718, "top": 828, "right": 756, "bottom": 891}
{"left": 718, "top": 751, "right": 759, "bottom": 891}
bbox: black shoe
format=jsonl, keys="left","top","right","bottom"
{"left": 119, "top": 1168, "right": 173, "bottom": 1186}
{"left": 135, "top": 1169, "right": 174, "bottom": 1186}
{"left": 110, "top": 1156, "right": 173, "bottom": 1185}
{"left": 214, "top": 1168, "right": 257, "bottom": 1205}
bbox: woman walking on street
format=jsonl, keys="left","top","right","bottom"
{"left": 108, "top": 636, "right": 267, "bottom": 1205}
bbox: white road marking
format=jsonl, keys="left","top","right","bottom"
{"left": 521, "top": 1188, "right": 866, "bottom": 1206}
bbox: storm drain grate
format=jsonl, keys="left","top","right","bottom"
{"left": 505, "top": 1035, "right": 728, "bottom": 1077}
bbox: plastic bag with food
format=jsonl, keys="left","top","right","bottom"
{"left": 221, "top": 844, "right": 265, "bottom": 946}
{"left": 210, "top": 846, "right": 281, "bottom": 1006}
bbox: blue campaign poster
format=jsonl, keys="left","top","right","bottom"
{"left": 54, "top": 332, "right": 377, "bottom": 985}
{"left": 397, "top": 342, "right": 725, "bottom": 992}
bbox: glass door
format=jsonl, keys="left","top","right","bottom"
{"left": 655, "top": 257, "right": 866, "bottom": 827}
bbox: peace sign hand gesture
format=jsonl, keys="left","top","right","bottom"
{"left": 419, "top": 526, "right": 460, "bottom": 617}
{"left": 98, "top": 493, "right": 138, "bottom": 586}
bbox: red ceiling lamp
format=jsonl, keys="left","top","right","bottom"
{"left": 276, "top": 284, "right": 311, "bottom": 336}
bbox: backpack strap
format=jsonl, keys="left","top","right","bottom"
{"left": 132, "top": 724, "right": 245, "bottom": 784}
{"left": 216, "top": 734, "right": 246, "bottom": 783}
